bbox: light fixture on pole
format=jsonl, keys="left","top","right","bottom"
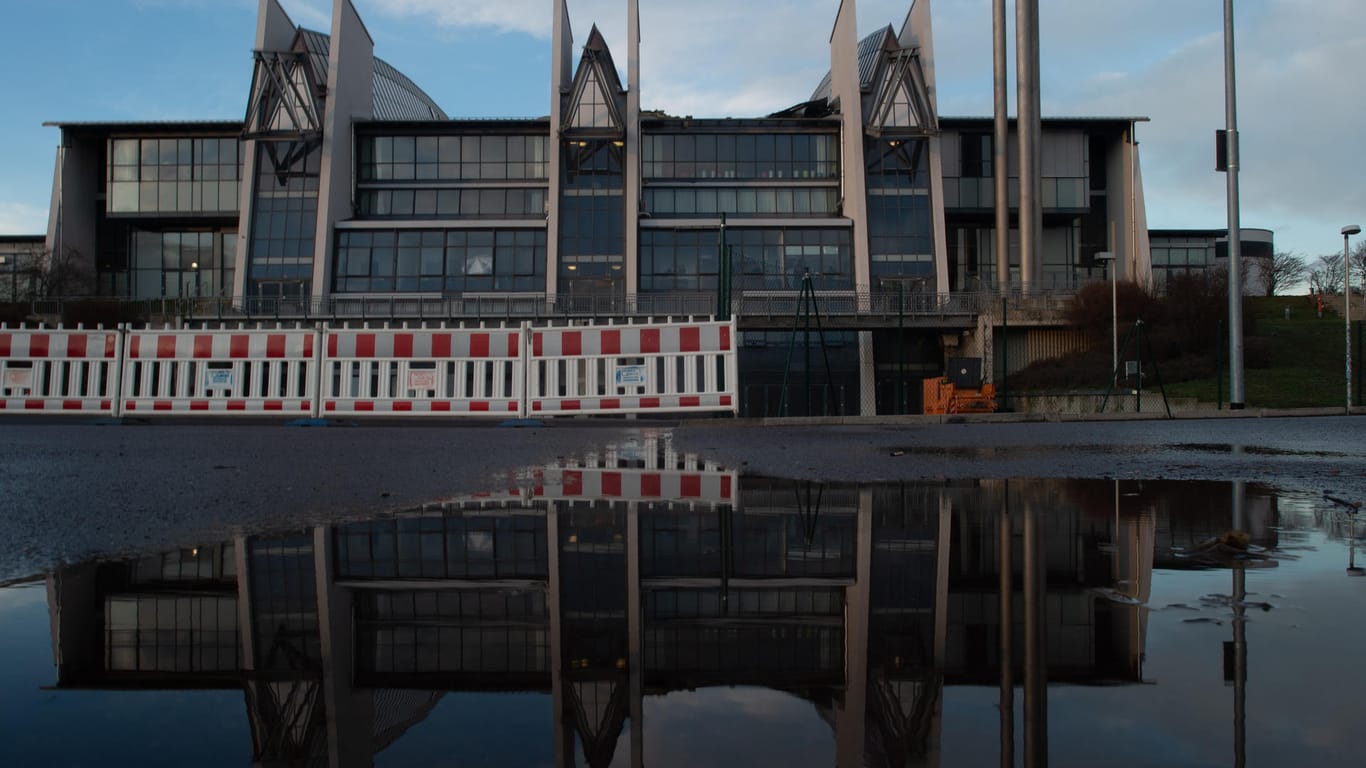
{"left": 1096, "top": 252, "right": 1118, "bottom": 384}
{"left": 1342, "top": 224, "right": 1359, "bottom": 413}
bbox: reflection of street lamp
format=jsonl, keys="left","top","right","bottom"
{"left": 190, "top": 260, "right": 200, "bottom": 297}
{"left": 1342, "top": 225, "right": 1359, "bottom": 413}
{"left": 1349, "top": 512, "right": 1363, "bottom": 576}
{"left": 1096, "top": 252, "right": 1118, "bottom": 384}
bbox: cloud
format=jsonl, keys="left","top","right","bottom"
{"left": 0, "top": 202, "right": 48, "bottom": 236}
{"left": 359, "top": 0, "right": 918, "bottom": 117}
{"left": 364, "top": 0, "right": 550, "bottom": 36}
{"left": 281, "top": 0, "right": 333, "bottom": 30}
{"left": 1061, "top": 0, "right": 1366, "bottom": 255}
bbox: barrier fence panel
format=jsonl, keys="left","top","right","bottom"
{"left": 321, "top": 325, "right": 525, "bottom": 416}
{"left": 120, "top": 326, "right": 320, "bottom": 416}
{"left": 0, "top": 325, "right": 122, "bottom": 415}
{"left": 526, "top": 320, "right": 739, "bottom": 416}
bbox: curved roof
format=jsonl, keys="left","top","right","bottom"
{"left": 810, "top": 26, "right": 895, "bottom": 104}
{"left": 298, "top": 28, "right": 447, "bottom": 121}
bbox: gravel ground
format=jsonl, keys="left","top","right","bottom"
{"left": 2, "top": 414, "right": 1363, "bottom": 581}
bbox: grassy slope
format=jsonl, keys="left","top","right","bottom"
{"left": 1165, "top": 296, "right": 1357, "bottom": 408}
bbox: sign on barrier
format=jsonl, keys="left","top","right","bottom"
{"left": 0, "top": 325, "right": 122, "bottom": 415}
{"left": 321, "top": 326, "right": 524, "bottom": 416}
{"left": 526, "top": 320, "right": 738, "bottom": 416}
{"left": 121, "top": 327, "right": 319, "bottom": 416}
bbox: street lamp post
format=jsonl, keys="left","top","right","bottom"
{"left": 1342, "top": 225, "right": 1359, "bottom": 413}
{"left": 1096, "top": 252, "right": 1118, "bottom": 384}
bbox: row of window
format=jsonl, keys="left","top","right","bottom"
{"left": 357, "top": 187, "right": 547, "bottom": 219}
{"left": 1151, "top": 246, "right": 1215, "bottom": 267}
{"left": 108, "top": 137, "right": 242, "bottom": 215}
{"left": 336, "top": 516, "right": 547, "bottom": 579}
{"left": 643, "top": 186, "right": 839, "bottom": 218}
{"left": 333, "top": 228, "right": 547, "bottom": 294}
{"left": 639, "top": 227, "right": 853, "bottom": 292}
{"left": 943, "top": 175, "right": 1088, "bottom": 211}
{"left": 105, "top": 595, "right": 240, "bottom": 673}
{"left": 642, "top": 133, "right": 839, "bottom": 180}
{"left": 358, "top": 135, "right": 550, "bottom": 182}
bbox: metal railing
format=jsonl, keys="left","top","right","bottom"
{"left": 17, "top": 287, "right": 1079, "bottom": 325}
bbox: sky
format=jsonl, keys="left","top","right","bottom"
{"left": 1, "top": 0, "right": 1363, "bottom": 265}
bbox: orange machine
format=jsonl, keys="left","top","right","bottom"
{"left": 922, "top": 377, "right": 997, "bottom": 415}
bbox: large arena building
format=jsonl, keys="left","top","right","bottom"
{"left": 39, "top": 0, "right": 1159, "bottom": 415}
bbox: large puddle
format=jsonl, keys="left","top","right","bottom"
{"left": 1, "top": 446, "right": 1364, "bottom": 767}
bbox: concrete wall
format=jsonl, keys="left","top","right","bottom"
{"left": 312, "top": 0, "right": 376, "bottom": 302}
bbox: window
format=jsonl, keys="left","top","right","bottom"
{"left": 107, "top": 136, "right": 242, "bottom": 215}
{"left": 246, "top": 143, "right": 319, "bottom": 295}
{"left": 960, "top": 133, "right": 991, "bottom": 178}
{"left": 333, "top": 227, "right": 546, "bottom": 294}
{"left": 644, "top": 187, "right": 837, "bottom": 218}
{"left": 640, "top": 227, "right": 852, "bottom": 292}
{"left": 643, "top": 133, "right": 838, "bottom": 181}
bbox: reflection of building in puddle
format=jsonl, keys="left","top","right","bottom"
{"left": 46, "top": 476, "right": 1246, "bottom": 767}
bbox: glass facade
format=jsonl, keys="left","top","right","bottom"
{"left": 643, "top": 186, "right": 838, "bottom": 218}
{"left": 358, "top": 187, "right": 547, "bottom": 219}
{"left": 126, "top": 229, "right": 236, "bottom": 299}
{"left": 640, "top": 227, "right": 852, "bottom": 292}
{"left": 246, "top": 145, "right": 319, "bottom": 298}
{"left": 337, "top": 514, "right": 547, "bottom": 580}
{"left": 559, "top": 140, "right": 625, "bottom": 283}
{"left": 356, "top": 589, "right": 549, "bottom": 677}
{"left": 643, "top": 133, "right": 838, "bottom": 180}
{"left": 358, "top": 134, "right": 548, "bottom": 182}
{"left": 107, "top": 137, "right": 242, "bottom": 215}
{"left": 105, "top": 594, "right": 240, "bottom": 673}
{"left": 866, "top": 137, "right": 933, "bottom": 279}
{"left": 942, "top": 130, "right": 1088, "bottom": 211}
{"left": 334, "top": 228, "right": 545, "bottom": 293}
{"left": 1150, "top": 236, "right": 1216, "bottom": 289}
{"left": 356, "top": 133, "right": 549, "bottom": 222}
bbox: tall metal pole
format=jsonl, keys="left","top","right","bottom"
{"left": 1016, "top": 0, "right": 1041, "bottom": 295}
{"left": 1224, "top": 0, "right": 1245, "bottom": 409}
{"left": 1344, "top": 229, "right": 1354, "bottom": 413}
{"left": 993, "top": 0, "right": 1010, "bottom": 293}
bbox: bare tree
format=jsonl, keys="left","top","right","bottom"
{"left": 1353, "top": 240, "right": 1366, "bottom": 296}
{"left": 1309, "top": 253, "right": 1345, "bottom": 295}
{"left": 1257, "top": 251, "right": 1308, "bottom": 297}
{"left": 17, "top": 246, "right": 93, "bottom": 299}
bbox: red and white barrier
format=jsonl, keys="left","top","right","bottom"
{"left": 1, "top": 318, "right": 739, "bottom": 421}
{"left": 0, "top": 325, "right": 122, "bottom": 415}
{"left": 120, "top": 326, "right": 320, "bottom": 416}
{"left": 320, "top": 325, "right": 524, "bottom": 416}
{"left": 532, "top": 467, "right": 735, "bottom": 503}
{"left": 526, "top": 320, "right": 738, "bottom": 416}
